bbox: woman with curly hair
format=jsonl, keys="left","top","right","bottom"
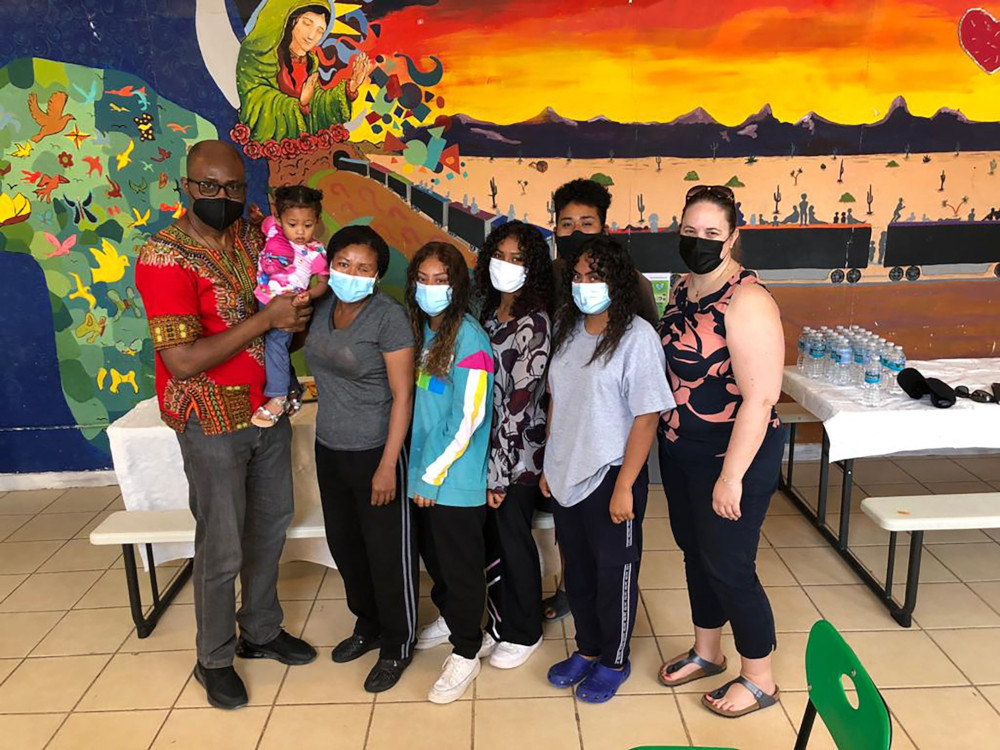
{"left": 541, "top": 236, "right": 675, "bottom": 703}
{"left": 406, "top": 242, "right": 495, "bottom": 704}
{"left": 470, "top": 221, "right": 553, "bottom": 670}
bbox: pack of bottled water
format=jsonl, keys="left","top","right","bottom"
{"left": 796, "top": 324, "right": 906, "bottom": 408}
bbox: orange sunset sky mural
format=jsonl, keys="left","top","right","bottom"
{"left": 374, "top": 0, "right": 1000, "bottom": 125}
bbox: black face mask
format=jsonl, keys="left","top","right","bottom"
{"left": 555, "top": 230, "right": 596, "bottom": 260}
{"left": 191, "top": 198, "right": 244, "bottom": 232}
{"left": 678, "top": 235, "right": 727, "bottom": 274}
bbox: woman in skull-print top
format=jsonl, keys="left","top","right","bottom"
{"left": 474, "top": 220, "right": 554, "bottom": 668}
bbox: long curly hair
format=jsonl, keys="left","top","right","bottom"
{"left": 406, "top": 242, "right": 471, "bottom": 379}
{"left": 474, "top": 221, "right": 554, "bottom": 323}
{"left": 551, "top": 235, "right": 639, "bottom": 365}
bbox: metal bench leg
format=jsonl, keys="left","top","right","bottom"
{"left": 121, "top": 543, "right": 194, "bottom": 639}
{"left": 885, "top": 531, "right": 898, "bottom": 597}
{"left": 890, "top": 530, "right": 923, "bottom": 628}
{"left": 794, "top": 699, "right": 818, "bottom": 750}
{"left": 782, "top": 423, "right": 798, "bottom": 491}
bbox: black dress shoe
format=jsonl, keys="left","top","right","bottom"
{"left": 236, "top": 630, "right": 317, "bottom": 665}
{"left": 332, "top": 633, "right": 382, "bottom": 663}
{"left": 364, "top": 657, "right": 411, "bottom": 693}
{"left": 193, "top": 663, "right": 248, "bottom": 710}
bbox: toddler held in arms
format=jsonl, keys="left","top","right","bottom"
{"left": 252, "top": 185, "right": 329, "bottom": 427}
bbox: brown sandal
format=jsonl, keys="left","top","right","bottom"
{"left": 701, "top": 675, "right": 780, "bottom": 718}
{"left": 658, "top": 649, "right": 727, "bottom": 687}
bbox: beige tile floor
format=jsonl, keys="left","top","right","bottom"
{"left": 0, "top": 457, "right": 998, "bottom": 749}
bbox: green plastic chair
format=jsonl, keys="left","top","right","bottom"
{"left": 630, "top": 619, "right": 891, "bottom": 750}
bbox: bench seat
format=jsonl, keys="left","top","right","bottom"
{"left": 861, "top": 493, "right": 1000, "bottom": 532}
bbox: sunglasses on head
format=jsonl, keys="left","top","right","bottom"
{"left": 955, "top": 383, "right": 1000, "bottom": 404}
{"left": 685, "top": 184, "right": 736, "bottom": 205}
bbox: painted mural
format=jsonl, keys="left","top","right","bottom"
{"left": 2, "top": 0, "right": 1000, "bottom": 472}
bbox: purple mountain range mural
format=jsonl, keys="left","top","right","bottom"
{"left": 406, "top": 97, "right": 1000, "bottom": 159}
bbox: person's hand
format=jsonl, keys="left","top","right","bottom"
{"left": 348, "top": 52, "right": 374, "bottom": 94}
{"left": 609, "top": 485, "right": 635, "bottom": 524}
{"left": 292, "top": 291, "right": 312, "bottom": 307}
{"left": 371, "top": 463, "right": 397, "bottom": 506}
{"left": 487, "top": 490, "right": 505, "bottom": 509}
{"left": 539, "top": 474, "right": 551, "bottom": 498}
{"left": 712, "top": 476, "right": 743, "bottom": 521}
{"left": 300, "top": 72, "right": 320, "bottom": 106}
{"left": 247, "top": 203, "right": 265, "bottom": 226}
{"left": 265, "top": 294, "right": 312, "bottom": 332}
{"left": 413, "top": 493, "right": 435, "bottom": 508}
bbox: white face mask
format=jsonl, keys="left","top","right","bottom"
{"left": 488, "top": 257, "right": 527, "bottom": 293}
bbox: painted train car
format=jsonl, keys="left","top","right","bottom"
{"left": 882, "top": 221, "right": 1000, "bottom": 281}
{"left": 620, "top": 224, "right": 871, "bottom": 284}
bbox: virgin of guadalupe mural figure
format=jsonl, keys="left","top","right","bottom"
{"left": 237, "top": 0, "right": 375, "bottom": 143}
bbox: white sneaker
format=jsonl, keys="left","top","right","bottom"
{"left": 428, "top": 653, "right": 481, "bottom": 704}
{"left": 416, "top": 616, "right": 451, "bottom": 650}
{"left": 478, "top": 632, "right": 499, "bottom": 659}
{"left": 489, "top": 638, "right": 543, "bottom": 670}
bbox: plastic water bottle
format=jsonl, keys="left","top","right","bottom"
{"left": 835, "top": 339, "right": 854, "bottom": 386}
{"left": 796, "top": 327, "right": 812, "bottom": 372}
{"left": 852, "top": 336, "right": 867, "bottom": 385}
{"left": 861, "top": 345, "right": 883, "bottom": 407}
{"left": 884, "top": 346, "right": 906, "bottom": 396}
{"left": 805, "top": 331, "right": 826, "bottom": 379}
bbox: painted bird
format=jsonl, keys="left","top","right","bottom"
{"left": 74, "top": 311, "right": 107, "bottom": 344}
{"left": 72, "top": 80, "right": 100, "bottom": 104}
{"left": 159, "top": 201, "right": 185, "bottom": 219}
{"left": 89, "top": 239, "right": 130, "bottom": 283}
{"left": 9, "top": 141, "right": 32, "bottom": 158}
{"left": 33, "top": 174, "right": 69, "bottom": 203}
{"left": 68, "top": 271, "right": 96, "bottom": 309}
{"left": 27, "top": 91, "right": 74, "bottom": 143}
{"left": 109, "top": 103, "right": 129, "bottom": 113}
{"left": 109, "top": 368, "right": 139, "bottom": 394}
{"left": 115, "top": 139, "right": 134, "bottom": 171}
{"left": 166, "top": 123, "right": 189, "bottom": 133}
{"left": 21, "top": 170, "right": 41, "bottom": 184}
{"left": 42, "top": 232, "right": 76, "bottom": 258}
{"left": 105, "top": 176, "right": 122, "bottom": 199}
{"left": 115, "top": 338, "right": 144, "bottom": 356}
{"left": 83, "top": 156, "right": 102, "bottom": 177}
{"left": 151, "top": 147, "right": 171, "bottom": 163}
{"left": 128, "top": 207, "right": 151, "bottom": 229}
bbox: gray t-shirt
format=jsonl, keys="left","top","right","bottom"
{"left": 545, "top": 316, "right": 675, "bottom": 508}
{"left": 304, "top": 291, "right": 414, "bottom": 451}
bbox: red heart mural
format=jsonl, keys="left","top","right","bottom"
{"left": 960, "top": 8, "right": 1000, "bottom": 73}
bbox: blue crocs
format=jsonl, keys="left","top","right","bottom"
{"left": 576, "top": 661, "right": 631, "bottom": 703}
{"left": 547, "top": 652, "right": 598, "bottom": 688}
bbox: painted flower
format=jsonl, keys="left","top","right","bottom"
{"left": 329, "top": 125, "right": 350, "bottom": 142}
{"left": 279, "top": 138, "right": 300, "bottom": 159}
{"left": 298, "top": 133, "right": 318, "bottom": 154}
{"left": 0, "top": 192, "right": 31, "bottom": 227}
{"left": 230, "top": 123, "right": 251, "bottom": 145}
{"left": 315, "top": 130, "right": 333, "bottom": 150}
{"left": 58, "top": 151, "right": 73, "bottom": 168}
{"left": 261, "top": 140, "right": 281, "bottom": 160}
{"left": 244, "top": 141, "right": 264, "bottom": 160}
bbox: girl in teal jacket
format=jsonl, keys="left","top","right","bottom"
{"left": 406, "top": 241, "right": 494, "bottom": 705}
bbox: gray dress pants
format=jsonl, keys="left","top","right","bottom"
{"left": 176, "top": 416, "right": 294, "bottom": 667}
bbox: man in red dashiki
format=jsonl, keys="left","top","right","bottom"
{"left": 135, "top": 141, "right": 315, "bottom": 710}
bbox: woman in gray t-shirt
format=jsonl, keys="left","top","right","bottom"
{"left": 303, "top": 225, "right": 416, "bottom": 695}
{"left": 542, "top": 236, "right": 675, "bottom": 704}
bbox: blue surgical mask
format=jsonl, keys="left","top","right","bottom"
{"left": 329, "top": 269, "right": 376, "bottom": 303}
{"left": 572, "top": 282, "right": 611, "bottom": 315}
{"left": 415, "top": 282, "right": 453, "bottom": 316}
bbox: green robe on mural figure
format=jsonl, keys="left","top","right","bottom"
{"left": 237, "top": 0, "right": 360, "bottom": 143}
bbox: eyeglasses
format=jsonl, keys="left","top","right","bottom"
{"left": 685, "top": 184, "right": 735, "bottom": 204}
{"left": 955, "top": 384, "right": 1000, "bottom": 404}
{"left": 187, "top": 179, "right": 247, "bottom": 198}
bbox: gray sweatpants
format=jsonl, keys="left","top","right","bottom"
{"left": 176, "top": 416, "right": 294, "bottom": 668}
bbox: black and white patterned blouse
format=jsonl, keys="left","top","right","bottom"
{"left": 483, "top": 310, "right": 550, "bottom": 491}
